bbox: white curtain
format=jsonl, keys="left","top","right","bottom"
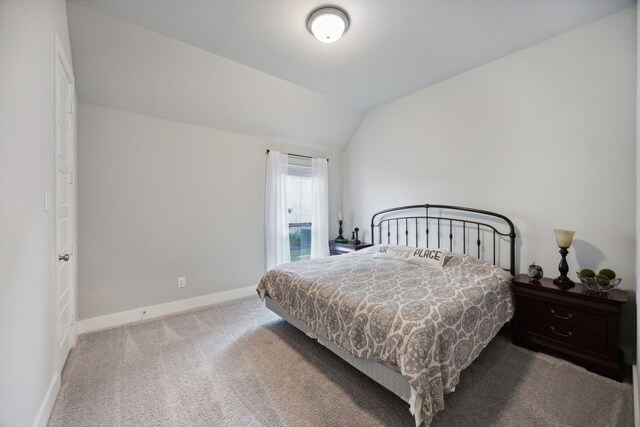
{"left": 310, "top": 158, "right": 329, "bottom": 259}
{"left": 265, "top": 151, "right": 290, "bottom": 270}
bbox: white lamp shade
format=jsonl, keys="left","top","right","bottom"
{"left": 553, "top": 229, "right": 576, "bottom": 248}
{"left": 307, "top": 7, "right": 349, "bottom": 44}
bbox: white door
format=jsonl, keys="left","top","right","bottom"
{"left": 54, "top": 36, "right": 75, "bottom": 371}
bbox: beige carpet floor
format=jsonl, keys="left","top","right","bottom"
{"left": 48, "top": 297, "right": 633, "bottom": 427}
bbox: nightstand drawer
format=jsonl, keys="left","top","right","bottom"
{"left": 526, "top": 318, "right": 606, "bottom": 354}
{"left": 523, "top": 299, "right": 607, "bottom": 335}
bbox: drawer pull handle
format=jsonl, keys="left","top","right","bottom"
{"left": 550, "top": 309, "right": 572, "bottom": 320}
{"left": 550, "top": 326, "right": 572, "bottom": 338}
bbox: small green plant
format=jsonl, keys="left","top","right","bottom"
{"left": 579, "top": 268, "right": 595, "bottom": 278}
{"left": 598, "top": 268, "right": 616, "bottom": 280}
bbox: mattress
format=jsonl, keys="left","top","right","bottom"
{"left": 257, "top": 245, "right": 514, "bottom": 426}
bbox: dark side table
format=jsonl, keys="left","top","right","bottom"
{"left": 329, "top": 240, "right": 372, "bottom": 256}
{"left": 512, "top": 274, "right": 627, "bottom": 381}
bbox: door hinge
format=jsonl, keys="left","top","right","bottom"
{"left": 70, "top": 244, "right": 75, "bottom": 255}
{"left": 69, "top": 101, "right": 74, "bottom": 114}
{"left": 70, "top": 314, "right": 75, "bottom": 326}
{"left": 70, "top": 171, "right": 75, "bottom": 184}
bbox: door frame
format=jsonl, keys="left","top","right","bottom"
{"left": 52, "top": 33, "right": 77, "bottom": 373}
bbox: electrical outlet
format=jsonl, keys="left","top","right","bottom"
{"left": 177, "top": 277, "right": 186, "bottom": 288}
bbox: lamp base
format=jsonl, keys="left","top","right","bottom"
{"left": 334, "top": 236, "right": 348, "bottom": 244}
{"left": 553, "top": 276, "right": 575, "bottom": 289}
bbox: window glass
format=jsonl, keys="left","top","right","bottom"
{"left": 287, "top": 164, "right": 312, "bottom": 261}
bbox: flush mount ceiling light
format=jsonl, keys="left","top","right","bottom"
{"left": 306, "top": 6, "right": 350, "bottom": 44}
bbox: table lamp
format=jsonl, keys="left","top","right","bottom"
{"left": 335, "top": 212, "right": 348, "bottom": 243}
{"left": 553, "top": 229, "right": 576, "bottom": 288}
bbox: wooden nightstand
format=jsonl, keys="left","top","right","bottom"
{"left": 329, "top": 240, "right": 372, "bottom": 256}
{"left": 512, "top": 274, "right": 627, "bottom": 381}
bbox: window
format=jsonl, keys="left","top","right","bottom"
{"left": 265, "top": 150, "right": 329, "bottom": 270}
{"left": 287, "top": 163, "right": 312, "bottom": 261}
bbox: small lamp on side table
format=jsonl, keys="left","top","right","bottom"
{"left": 552, "top": 229, "right": 576, "bottom": 288}
{"left": 335, "top": 212, "right": 348, "bottom": 244}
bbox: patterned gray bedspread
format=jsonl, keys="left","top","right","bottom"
{"left": 256, "top": 246, "right": 514, "bottom": 425}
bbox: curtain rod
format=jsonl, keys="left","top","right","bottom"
{"left": 266, "top": 149, "right": 329, "bottom": 162}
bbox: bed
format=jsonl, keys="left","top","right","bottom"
{"left": 257, "top": 204, "right": 517, "bottom": 426}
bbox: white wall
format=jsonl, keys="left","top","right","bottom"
{"left": 0, "top": 0, "right": 74, "bottom": 426}
{"left": 78, "top": 104, "right": 343, "bottom": 320}
{"left": 344, "top": 8, "right": 637, "bottom": 345}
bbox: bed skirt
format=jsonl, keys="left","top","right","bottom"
{"left": 265, "top": 296, "right": 413, "bottom": 403}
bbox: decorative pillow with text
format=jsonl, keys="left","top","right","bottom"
{"left": 373, "top": 245, "right": 448, "bottom": 269}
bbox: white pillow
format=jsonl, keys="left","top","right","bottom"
{"left": 373, "top": 245, "right": 448, "bottom": 269}
{"left": 408, "top": 247, "right": 449, "bottom": 268}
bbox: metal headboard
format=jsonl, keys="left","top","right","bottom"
{"left": 370, "top": 204, "right": 516, "bottom": 276}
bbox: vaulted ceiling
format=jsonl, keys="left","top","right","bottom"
{"left": 67, "top": 0, "right": 635, "bottom": 148}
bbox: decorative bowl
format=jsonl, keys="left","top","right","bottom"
{"left": 576, "top": 274, "right": 621, "bottom": 293}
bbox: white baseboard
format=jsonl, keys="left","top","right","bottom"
{"left": 631, "top": 364, "right": 640, "bottom": 427}
{"left": 78, "top": 286, "right": 257, "bottom": 334}
{"left": 32, "top": 374, "right": 60, "bottom": 427}
{"left": 634, "top": 365, "right": 639, "bottom": 427}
